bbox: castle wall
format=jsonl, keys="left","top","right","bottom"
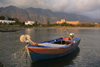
{"left": 57, "top": 19, "right": 79, "bottom": 25}
{"left": 66, "top": 21, "right": 79, "bottom": 25}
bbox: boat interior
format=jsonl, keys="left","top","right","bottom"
{"left": 37, "top": 37, "right": 74, "bottom": 47}
{"left": 37, "top": 40, "right": 74, "bottom": 47}
{"left": 53, "top": 40, "right": 73, "bottom": 45}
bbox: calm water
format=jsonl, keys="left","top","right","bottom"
{"left": 0, "top": 28, "right": 100, "bottom": 67}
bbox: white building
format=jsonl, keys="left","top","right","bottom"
{"left": 0, "top": 20, "right": 15, "bottom": 24}
{"left": 25, "top": 21, "right": 35, "bottom": 25}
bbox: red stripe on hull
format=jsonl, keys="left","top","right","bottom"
{"left": 28, "top": 40, "right": 80, "bottom": 54}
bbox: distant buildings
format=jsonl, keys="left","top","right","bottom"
{"left": 0, "top": 20, "right": 15, "bottom": 24}
{"left": 25, "top": 21, "right": 35, "bottom": 25}
{"left": 57, "top": 19, "right": 79, "bottom": 25}
{"left": 95, "top": 22, "right": 99, "bottom": 25}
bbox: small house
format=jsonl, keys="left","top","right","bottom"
{"left": 25, "top": 21, "right": 35, "bottom": 25}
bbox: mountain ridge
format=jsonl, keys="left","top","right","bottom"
{"left": 0, "top": 5, "right": 99, "bottom": 23}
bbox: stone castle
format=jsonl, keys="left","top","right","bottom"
{"left": 57, "top": 19, "right": 79, "bottom": 25}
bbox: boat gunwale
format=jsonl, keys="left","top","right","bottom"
{"left": 28, "top": 38, "right": 80, "bottom": 48}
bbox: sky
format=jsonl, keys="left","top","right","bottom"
{"left": 0, "top": 0, "right": 100, "bottom": 19}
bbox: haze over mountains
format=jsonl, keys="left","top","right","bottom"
{"left": 0, "top": 6, "right": 99, "bottom": 23}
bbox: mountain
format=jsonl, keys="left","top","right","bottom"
{"left": 0, "top": 5, "right": 99, "bottom": 23}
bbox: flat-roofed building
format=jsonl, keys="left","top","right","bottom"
{"left": 57, "top": 19, "right": 79, "bottom": 25}
{"left": 25, "top": 21, "right": 35, "bottom": 25}
{"left": 0, "top": 20, "right": 15, "bottom": 24}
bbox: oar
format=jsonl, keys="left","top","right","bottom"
{"left": 20, "top": 35, "right": 38, "bottom": 45}
{"left": 64, "top": 27, "right": 73, "bottom": 41}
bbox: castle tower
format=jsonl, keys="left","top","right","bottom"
{"left": 61, "top": 19, "right": 65, "bottom": 23}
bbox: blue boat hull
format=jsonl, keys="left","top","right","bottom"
{"left": 28, "top": 38, "right": 81, "bottom": 61}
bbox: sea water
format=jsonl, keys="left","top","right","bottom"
{"left": 0, "top": 28, "right": 100, "bottom": 67}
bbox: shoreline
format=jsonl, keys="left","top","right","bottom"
{"left": 30, "top": 26, "right": 100, "bottom": 29}
{"left": 0, "top": 26, "right": 100, "bottom": 29}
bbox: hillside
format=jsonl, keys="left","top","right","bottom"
{"left": 0, "top": 5, "right": 98, "bottom": 23}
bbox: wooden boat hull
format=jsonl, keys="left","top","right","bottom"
{"left": 28, "top": 38, "right": 81, "bottom": 61}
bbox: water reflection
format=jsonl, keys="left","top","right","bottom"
{"left": 31, "top": 47, "right": 80, "bottom": 67}
{"left": 57, "top": 28, "right": 79, "bottom": 33}
{"left": 0, "top": 32, "right": 1, "bottom": 40}
{"left": 94, "top": 28, "right": 100, "bottom": 32}
{"left": 24, "top": 28, "right": 80, "bottom": 40}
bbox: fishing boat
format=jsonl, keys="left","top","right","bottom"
{"left": 20, "top": 31, "right": 81, "bottom": 61}
{"left": 0, "top": 28, "right": 19, "bottom": 32}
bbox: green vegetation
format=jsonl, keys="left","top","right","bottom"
{"left": 0, "top": 16, "right": 100, "bottom": 28}
{"left": 0, "top": 16, "right": 24, "bottom": 27}
{"left": 0, "top": 16, "right": 5, "bottom": 20}
{"left": 33, "top": 20, "right": 38, "bottom": 26}
{"left": 39, "top": 22, "right": 100, "bottom": 28}
{"left": 47, "top": 20, "right": 51, "bottom": 27}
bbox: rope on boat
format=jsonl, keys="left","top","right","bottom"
{"left": 15, "top": 48, "right": 27, "bottom": 67}
{"left": 3, "top": 44, "right": 31, "bottom": 67}
{"left": 12, "top": 44, "right": 32, "bottom": 67}
{"left": 64, "top": 27, "right": 74, "bottom": 40}
{"left": 25, "top": 45, "right": 31, "bottom": 57}
{"left": 13, "top": 45, "right": 27, "bottom": 57}
{"left": 12, "top": 34, "right": 39, "bottom": 67}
